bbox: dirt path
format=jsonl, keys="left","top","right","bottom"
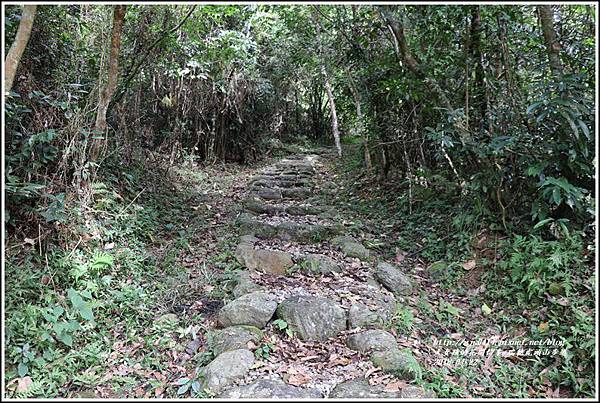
{"left": 189, "top": 149, "right": 435, "bottom": 398}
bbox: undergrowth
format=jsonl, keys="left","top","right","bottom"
{"left": 332, "top": 145, "right": 596, "bottom": 398}
{"left": 4, "top": 153, "right": 244, "bottom": 398}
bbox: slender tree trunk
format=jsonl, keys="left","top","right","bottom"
{"left": 312, "top": 6, "right": 342, "bottom": 157}
{"left": 378, "top": 6, "right": 459, "bottom": 122}
{"left": 321, "top": 66, "right": 342, "bottom": 157}
{"left": 346, "top": 69, "right": 371, "bottom": 169}
{"left": 469, "top": 5, "right": 485, "bottom": 133}
{"left": 4, "top": 5, "right": 36, "bottom": 94}
{"left": 538, "top": 5, "right": 564, "bottom": 81}
{"left": 91, "top": 5, "right": 126, "bottom": 160}
{"left": 378, "top": 5, "right": 463, "bottom": 179}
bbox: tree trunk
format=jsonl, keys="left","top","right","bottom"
{"left": 378, "top": 6, "right": 455, "bottom": 113}
{"left": 468, "top": 5, "right": 486, "bottom": 133}
{"left": 346, "top": 69, "right": 371, "bottom": 169}
{"left": 4, "top": 5, "right": 36, "bottom": 94}
{"left": 378, "top": 5, "right": 463, "bottom": 179}
{"left": 538, "top": 5, "right": 563, "bottom": 81}
{"left": 91, "top": 5, "right": 126, "bottom": 160}
{"left": 312, "top": 6, "right": 342, "bottom": 157}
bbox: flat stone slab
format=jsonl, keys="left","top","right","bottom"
{"left": 346, "top": 329, "right": 397, "bottom": 353}
{"left": 281, "top": 187, "right": 313, "bottom": 199}
{"left": 348, "top": 287, "right": 396, "bottom": 329}
{"left": 219, "top": 379, "right": 322, "bottom": 398}
{"left": 374, "top": 262, "right": 413, "bottom": 296}
{"left": 217, "top": 292, "right": 278, "bottom": 328}
{"left": 255, "top": 188, "right": 283, "bottom": 200}
{"left": 207, "top": 325, "right": 264, "bottom": 356}
{"left": 331, "top": 236, "right": 371, "bottom": 260}
{"left": 329, "top": 378, "right": 399, "bottom": 398}
{"left": 300, "top": 253, "right": 342, "bottom": 275}
{"left": 243, "top": 198, "right": 283, "bottom": 215}
{"left": 276, "top": 295, "right": 346, "bottom": 341}
{"left": 238, "top": 215, "right": 336, "bottom": 243}
{"left": 237, "top": 214, "right": 277, "bottom": 238}
{"left": 232, "top": 271, "right": 264, "bottom": 297}
{"left": 201, "top": 349, "right": 255, "bottom": 394}
{"left": 235, "top": 244, "right": 294, "bottom": 275}
{"left": 400, "top": 386, "right": 437, "bottom": 398}
{"left": 276, "top": 221, "right": 332, "bottom": 243}
{"left": 284, "top": 205, "right": 323, "bottom": 216}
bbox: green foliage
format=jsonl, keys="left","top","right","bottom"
{"left": 485, "top": 233, "right": 595, "bottom": 395}
{"left": 254, "top": 342, "right": 276, "bottom": 359}
{"left": 392, "top": 305, "right": 414, "bottom": 333}
{"left": 272, "top": 318, "right": 294, "bottom": 337}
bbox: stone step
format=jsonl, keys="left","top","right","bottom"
{"left": 237, "top": 214, "right": 340, "bottom": 243}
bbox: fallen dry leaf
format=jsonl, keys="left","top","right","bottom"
{"left": 17, "top": 377, "right": 33, "bottom": 393}
{"left": 287, "top": 372, "right": 311, "bottom": 386}
{"left": 462, "top": 260, "right": 476, "bottom": 270}
{"left": 384, "top": 380, "right": 407, "bottom": 392}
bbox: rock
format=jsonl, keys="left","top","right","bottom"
{"left": 284, "top": 205, "right": 322, "bottom": 216}
{"left": 276, "top": 221, "right": 331, "bottom": 243}
{"left": 237, "top": 214, "right": 277, "bottom": 239}
{"left": 400, "top": 386, "right": 436, "bottom": 398}
{"left": 329, "top": 378, "right": 399, "bottom": 398}
{"left": 348, "top": 304, "right": 382, "bottom": 330}
{"left": 255, "top": 188, "right": 283, "bottom": 200}
{"left": 238, "top": 215, "right": 334, "bottom": 243}
{"left": 234, "top": 242, "right": 255, "bottom": 266}
{"left": 374, "top": 262, "right": 413, "bottom": 296}
{"left": 207, "top": 325, "right": 264, "bottom": 356}
{"left": 272, "top": 179, "right": 310, "bottom": 188}
{"left": 201, "top": 349, "right": 255, "bottom": 394}
{"left": 428, "top": 261, "right": 448, "bottom": 282}
{"left": 276, "top": 295, "right": 346, "bottom": 341}
{"left": 330, "top": 235, "right": 358, "bottom": 246}
{"left": 300, "top": 253, "right": 342, "bottom": 275}
{"left": 219, "top": 379, "right": 322, "bottom": 398}
{"left": 346, "top": 329, "right": 397, "bottom": 353}
{"left": 154, "top": 313, "right": 179, "bottom": 326}
{"left": 239, "top": 234, "right": 259, "bottom": 244}
{"left": 331, "top": 236, "right": 370, "bottom": 260}
{"left": 282, "top": 187, "right": 312, "bottom": 199}
{"left": 235, "top": 247, "right": 293, "bottom": 275}
{"left": 348, "top": 290, "right": 396, "bottom": 329}
{"left": 243, "top": 199, "right": 282, "bottom": 215}
{"left": 232, "top": 271, "right": 264, "bottom": 297}
{"left": 370, "top": 349, "right": 422, "bottom": 380}
{"left": 340, "top": 241, "right": 371, "bottom": 260}
{"left": 217, "top": 292, "right": 278, "bottom": 328}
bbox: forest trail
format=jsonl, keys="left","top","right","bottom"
{"left": 197, "top": 148, "right": 435, "bottom": 398}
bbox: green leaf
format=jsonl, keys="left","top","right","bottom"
{"left": 558, "top": 109, "right": 579, "bottom": 140}
{"left": 551, "top": 187, "right": 562, "bottom": 205}
{"left": 18, "top": 362, "right": 29, "bottom": 377}
{"left": 177, "top": 383, "right": 191, "bottom": 395}
{"left": 175, "top": 377, "right": 190, "bottom": 385}
{"left": 57, "top": 332, "right": 73, "bottom": 347}
{"left": 533, "top": 218, "right": 554, "bottom": 229}
{"left": 68, "top": 288, "right": 94, "bottom": 321}
{"left": 526, "top": 101, "right": 541, "bottom": 115}
{"left": 52, "top": 306, "right": 65, "bottom": 317}
{"left": 577, "top": 119, "right": 590, "bottom": 139}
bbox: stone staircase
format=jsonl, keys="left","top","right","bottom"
{"left": 197, "top": 150, "right": 435, "bottom": 398}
